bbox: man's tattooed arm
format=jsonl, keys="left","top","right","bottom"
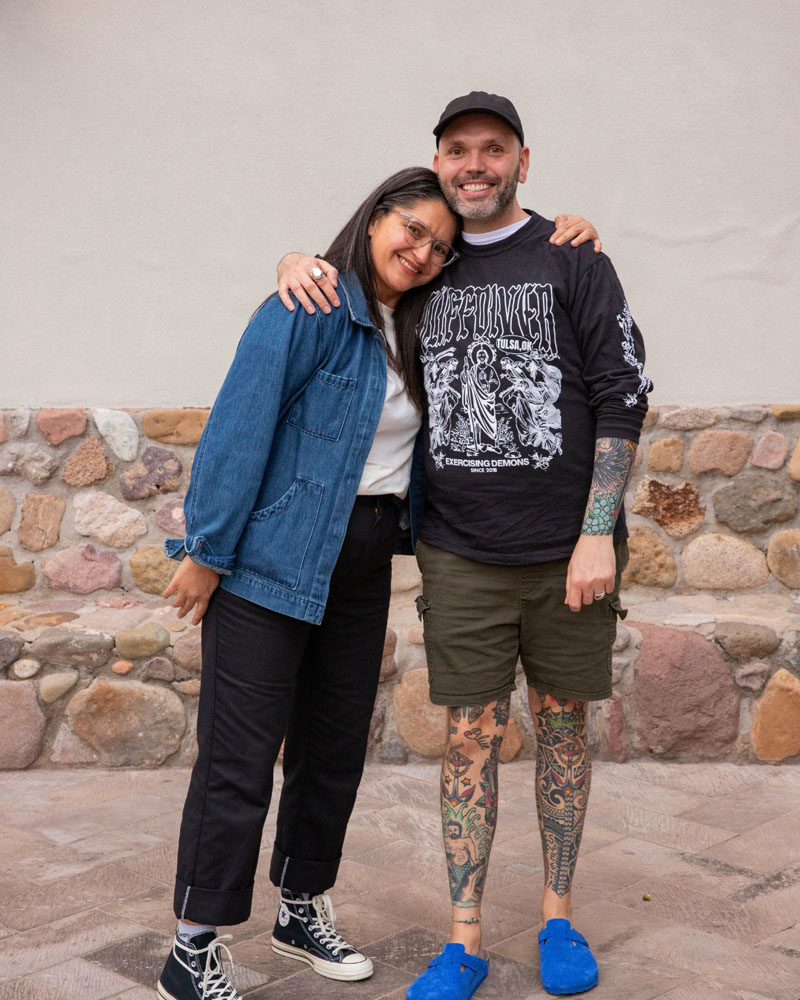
{"left": 581, "top": 437, "right": 637, "bottom": 535}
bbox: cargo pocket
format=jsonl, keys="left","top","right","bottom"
{"left": 607, "top": 595, "right": 628, "bottom": 672}
{"left": 415, "top": 594, "right": 436, "bottom": 680}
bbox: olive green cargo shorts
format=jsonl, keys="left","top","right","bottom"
{"left": 415, "top": 539, "right": 628, "bottom": 707}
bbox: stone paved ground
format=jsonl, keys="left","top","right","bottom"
{"left": 1, "top": 761, "right": 800, "bottom": 999}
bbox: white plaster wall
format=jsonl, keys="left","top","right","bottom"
{"left": 2, "top": 0, "right": 798, "bottom": 407}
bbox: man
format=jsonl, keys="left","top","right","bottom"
{"left": 278, "top": 92, "right": 650, "bottom": 998}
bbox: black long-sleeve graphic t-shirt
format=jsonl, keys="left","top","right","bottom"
{"left": 417, "top": 211, "right": 651, "bottom": 565}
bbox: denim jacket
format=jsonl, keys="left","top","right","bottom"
{"left": 165, "top": 273, "right": 420, "bottom": 625}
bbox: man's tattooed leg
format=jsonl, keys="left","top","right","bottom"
{"left": 441, "top": 696, "right": 509, "bottom": 954}
{"left": 528, "top": 688, "right": 590, "bottom": 925}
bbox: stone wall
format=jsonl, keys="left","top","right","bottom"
{"left": 0, "top": 404, "right": 799, "bottom": 770}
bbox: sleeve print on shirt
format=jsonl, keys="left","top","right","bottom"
{"left": 617, "top": 300, "right": 653, "bottom": 408}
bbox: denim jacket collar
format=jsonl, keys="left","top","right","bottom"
{"left": 338, "top": 271, "right": 378, "bottom": 331}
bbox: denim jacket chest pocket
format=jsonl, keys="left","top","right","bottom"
{"left": 287, "top": 368, "right": 358, "bottom": 441}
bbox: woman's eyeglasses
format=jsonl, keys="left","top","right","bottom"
{"left": 390, "top": 210, "right": 459, "bottom": 266}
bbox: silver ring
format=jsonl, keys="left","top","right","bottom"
{"left": 310, "top": 266, "right": 325, "bottom": 282}
{"left": 594, "top": 592, "right": 605, "bottom": 600}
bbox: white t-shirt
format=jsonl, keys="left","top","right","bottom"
{"left": 357, "top": 304, "right": 422, "bottom": 497}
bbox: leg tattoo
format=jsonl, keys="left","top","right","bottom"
{"left": 441, "top": 698, "right": 509, "bottom": 913}
{"left": 533, "top": 694, "right": 590, "bottom": 898}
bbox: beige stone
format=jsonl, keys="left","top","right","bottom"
{"left": 67, "top": 677, "right": 185, "bottom": 766}
{"left": 142, "top": 408, "right": 209, "bottom": 445}
{"left": 393, "top": 668, "right": 448, "bottom": 758}
{"left": 631, "top": 478, "right": 705, "bottom": 538}
{"left": 659, "top": 407, "right": 718, "bottom": 430}
{"left": 380, "top": 627, "right": 398, "bottom": 681}
{"left": 0, "top": 485, "right": 16, "bottom": 535}
{"left": 173, "top": 678, "right": 201, "bottom": 696}
{"left": 772, "top": 405, "right": 800, "bottom": 421}
{"left": 0, "top": 547, "right": 35, "bottom": 593}
{"left": 682, "top": 533, "right": 769, "bottom": 590}
{"left": 622, "top": 526, "right": 678, "bottom": 588}
{"left": 647, "top": 437, "right": 684, "bottom": 473}
{"left": 173, "top": 629, "right": 202, "bottom": 672}
{"left": 641, "top": 407, "right": 659, "bottom": 429}
{"left": 0, "top": 680, "right": 46, "bottom": 768}
{"left": 751, "top": 431, "right": 788, "bottom": 470}
{"left": 687, "top": 430, "right": 754, "bottom": 476}
{"left": 12, "top": 658, "right": 40, "bottom": 679}
{"left": 18, "top": 493, "right": 66, "bottom": 551}
{"left": 38, "top": 669, "right": 79, "bottom": 703}
{"left": 391, "top": 555, "right": 421, "bottom": 593}
{"left": 73, "top": 491, "right": 147, "bottom": 548}
{"left": 21, "top": 611, "right": 79, "bottom": 628}
{"left": 61, "top": 438, "right": 113, "bottom": 487}
{"left": 788, "top": 436, "right": 800, "bottom": 483}
{"left": 115, "top": 621, "right": 171, "bottom": 659}
{"left": 767, "top": 529, "right": 800, "bottom": 589}
{"left": 0, "top": 416, "right": 6, "bottom": 445}
{"left": 751, "top": 668, "right": 800, "bottom": 760}
{"left": 35, "top": 408, "right": 87, "bottom": 445}
{"left": 130, "top": 543, "right": 178, "bottom": 594}
{"left": 499, "top": 718, "right": 523, "bottom": 762}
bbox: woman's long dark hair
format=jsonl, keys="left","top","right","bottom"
{"left": 323, "top": 166, "right": 459, "bottom": 411}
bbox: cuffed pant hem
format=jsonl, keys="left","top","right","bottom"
{"left": 269, "top": 846, "right": 341, "bottom": 894}
{"left": 174, "top": 877, "right": 253, "bottom": 926}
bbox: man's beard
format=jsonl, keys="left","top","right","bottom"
{"left": 441, "top": 162, "right": 520, "bottom": 221}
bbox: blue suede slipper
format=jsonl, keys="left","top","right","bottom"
{"left": 538, "top": 918, "right": 598, "bottom": 995}
{"left": 406, "top": 943, "right": 488, "bottom": 1000}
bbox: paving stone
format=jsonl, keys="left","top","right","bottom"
{"left": 141, "top": 408, "right": 209, "bottom": 445}
{"left": 61, "top": 438, "right": 114, "bottom": 487}
{"left": 0, "top": 486, "right": 15, "bottom": 535}
{"left": 30, "top": 627, "right": 113, "bottom": 668}
{"left": 38, "top": 670, "right": 79, "bottom": 703}
{"left": 91, "top": 409, "right": 139, "bottom": 461}
{"left": 34, "top": 408, "right": 87, "bottom": 446}
{"left": 631, "top": 479, "right": 705, "bottom": 538}
{"left": 0, "top": 632, "right": 24, "bottom": 670}
{"left": 153, "top": 497, "right": 186, "bottom": 534}
{"left": 17, "top": 493, "right": 66, "bottom": 551}
{"left": 751, "top": 430, "right": 788, "bottom": 470}
{"left": 750, "top": 668, "right": 800, "bottom": 761}
{"left": 73, "top": 491, "right": 147, "bottom": 548}
{"left": 0, "top": 444, "right": 59, "bottom": 485}
{"left": 712, "top": 472, "right": 798, "bottom": 532}
{"left": 681, "top": 533, "right": 769, "bottom": 590}
{"left": 393, "top": 668, "right": 448, "bottom": 757}
{"left": 622, "top": 525, "right": 677, "bottom": 587}
{"left": 119, "top": 446, "right": 182, "bottom": 501}
{"left": 0, "top": 679, "right": 46, "bottom": 768}
{"left": 67, "top": 678, "right": 185, "bottom": 766}
{"left": 129, "top": 542, "right": 178, "bottom": 594}
{"left": 114, "top": 621, "right": 170, "bottom": 659}
{"left": 714, "top": 621, "right": 780, "bottom": 659}
{"left": 42, "top": 544, "right": 122, "bottom": 594}
{"left": 677, "top": 775, "right": 800, "bottom": 833}
{"left": 647, "top": 436, "right": 684, "bottom": 473}
{"left": 767, "top": 528, "right": 800, "bottom": 589}
{"left": 703, "top": 812, "right": 800, "bottom": 877}
{"left": 659, "top": 407, "right": 718, "bottom": 430}
{"left": 0, "top": 546, "right": 35, "bottom": 593}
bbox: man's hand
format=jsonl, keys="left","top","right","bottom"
{"left": 277, "top": 253, "right": 340, "bottom": 315}
{"left": 564, "top": 534, "right": 616, "bottom": 612}
{"left": 163, "top": 558, "right": 220, "bottom": 626}
{"left": 550, "top": 215, "right": 602, "bottom": 253}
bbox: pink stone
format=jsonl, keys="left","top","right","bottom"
{"left": 630, "top": 625, "right": 739, "bottom": 758}
{"left": 0, "top": 679, "right": 46, "bottom": 768}
{"left": 172, "top": 629, "right": 202, "bottom": 673}
{"left": 96, "top": 596, "right": 139, "bottom": 609}
{"left": 42, "top": 544, "right": 122, "bottom": 595}
{"left": 751, "top": 431, "right": 788, "bottom": 470}
{"left": 35, "top": 408, "right": 87, "bottom": 446}
{"left": 687, "top": 430, "right": 754, "bottom": 477}
{"left": 380, "top": 627, "right": 397, "bottom": 681}
{"left": 734, "top": 661, "right": 771, "bottom": 693}
{"left": 111, "top": 659, "right": 133, "bottom": 674}
{"left": 172, "top": 678, "right": 201, "bottom": 696}
{"left": 154, "top": 498, "right": 186, "bottom": 534}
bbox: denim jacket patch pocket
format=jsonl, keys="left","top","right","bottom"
{"left": 287, "top": 369, "right": 357, "bottom": 442}
{"left": 235, "top": 477, "right": 325, "bottom": 590}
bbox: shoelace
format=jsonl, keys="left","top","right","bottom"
{"left": 281, "top": 893, "right": 351, "bottom": 957}
{"left": 174, "top": 934, "right": 240, "bottom": 1000}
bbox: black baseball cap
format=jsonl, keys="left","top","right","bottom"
{"left": 433, "top": 91, "right": 524, "bottom": 146}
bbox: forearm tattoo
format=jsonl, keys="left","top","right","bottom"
{"left": 533, "top": 694, "right": 590, "bottom": 898}
{"left": 441, "top": 697, "right": 509, "bottom": 911}
{"left": 581, "top": 437, "right": 636, "bottom": 535}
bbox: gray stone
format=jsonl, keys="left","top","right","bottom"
{"left": 30, "top": 627, "right": 113, "bottom": 669}
{"left": 376, "top": 737, "right": 409, "bottom": 765}
{"left": 141, "top": 656, "right": 176, "bottom": 681}
{"left": 114, "top": 621, "right": 171, "bottom": 660}
{"left": 0, "top": 444, "right": 59, "bottom": 485}
{"left": 712, "top": 473, "right": 798, "bottom": 532}
{"left": 659, "top": 407, "right": 719, "bottom": 430}
{"left": 92, "top": 409, "right": 139, "bottom": 461}
{"left": 154, "top": 498, "right": 186, "bottom": 534}
{"left": 729, "top": 406, "right": 769, "bottom": 423}
{"left": 39, "top": 669, "right": 79, "bottom": 703}
{"left": 11, "top": 658, "right": 40, "bottom": 679}
{"left": 734, "top": 661, "right": 771, "bottom": 693}
{"left": 714, "top": 622, "right": 780, "bottom": 660}
{"left": 613, "top": 624, "right": 631, "bottom": 653}
{"left": 67, "top": 677, "right": 185, "bottom": 766}
{"left": 0, "top": 633, "right": 24, "bottom": 670}
{"left": 0, "top": 679, "right": 46, "bottom": 768}
{"left": 5, "top": 409, "right": 31, "bottom": 438}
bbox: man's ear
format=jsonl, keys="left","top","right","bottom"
{"left": 518, "top": 145, "right": 531, "bottom": 184}
{"left": 433, "top": 151, "right": 439, "bottom": 174}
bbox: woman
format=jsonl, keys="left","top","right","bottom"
{"left": 157, "top": 167, "right": 460, "bottom": 1000}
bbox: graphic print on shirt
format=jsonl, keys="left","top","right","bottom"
{"left": 617, "top": 300, "right": 651, "bottom": 408}
{"left": 419, "top": 283, "right": 563, "bottom": 473}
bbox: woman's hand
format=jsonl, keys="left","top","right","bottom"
{"left": 163, "top": 558, "right": 220, "bottom": 626}
{"left": 277, "top": 254, "right": 340, "bottom": 315}
{"left": 550, "top": 215, "right": 602, "bottom": 253}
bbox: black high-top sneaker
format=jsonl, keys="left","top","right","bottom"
{"left": 271, "top": 889, "right": 374, "bottom": 981}
{"left": 157, "top": 930, "right": 242, "bottom": 1000}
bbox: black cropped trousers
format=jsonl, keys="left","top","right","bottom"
{"left": 173, "top": 495, "right": 399, "bottom": 926}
